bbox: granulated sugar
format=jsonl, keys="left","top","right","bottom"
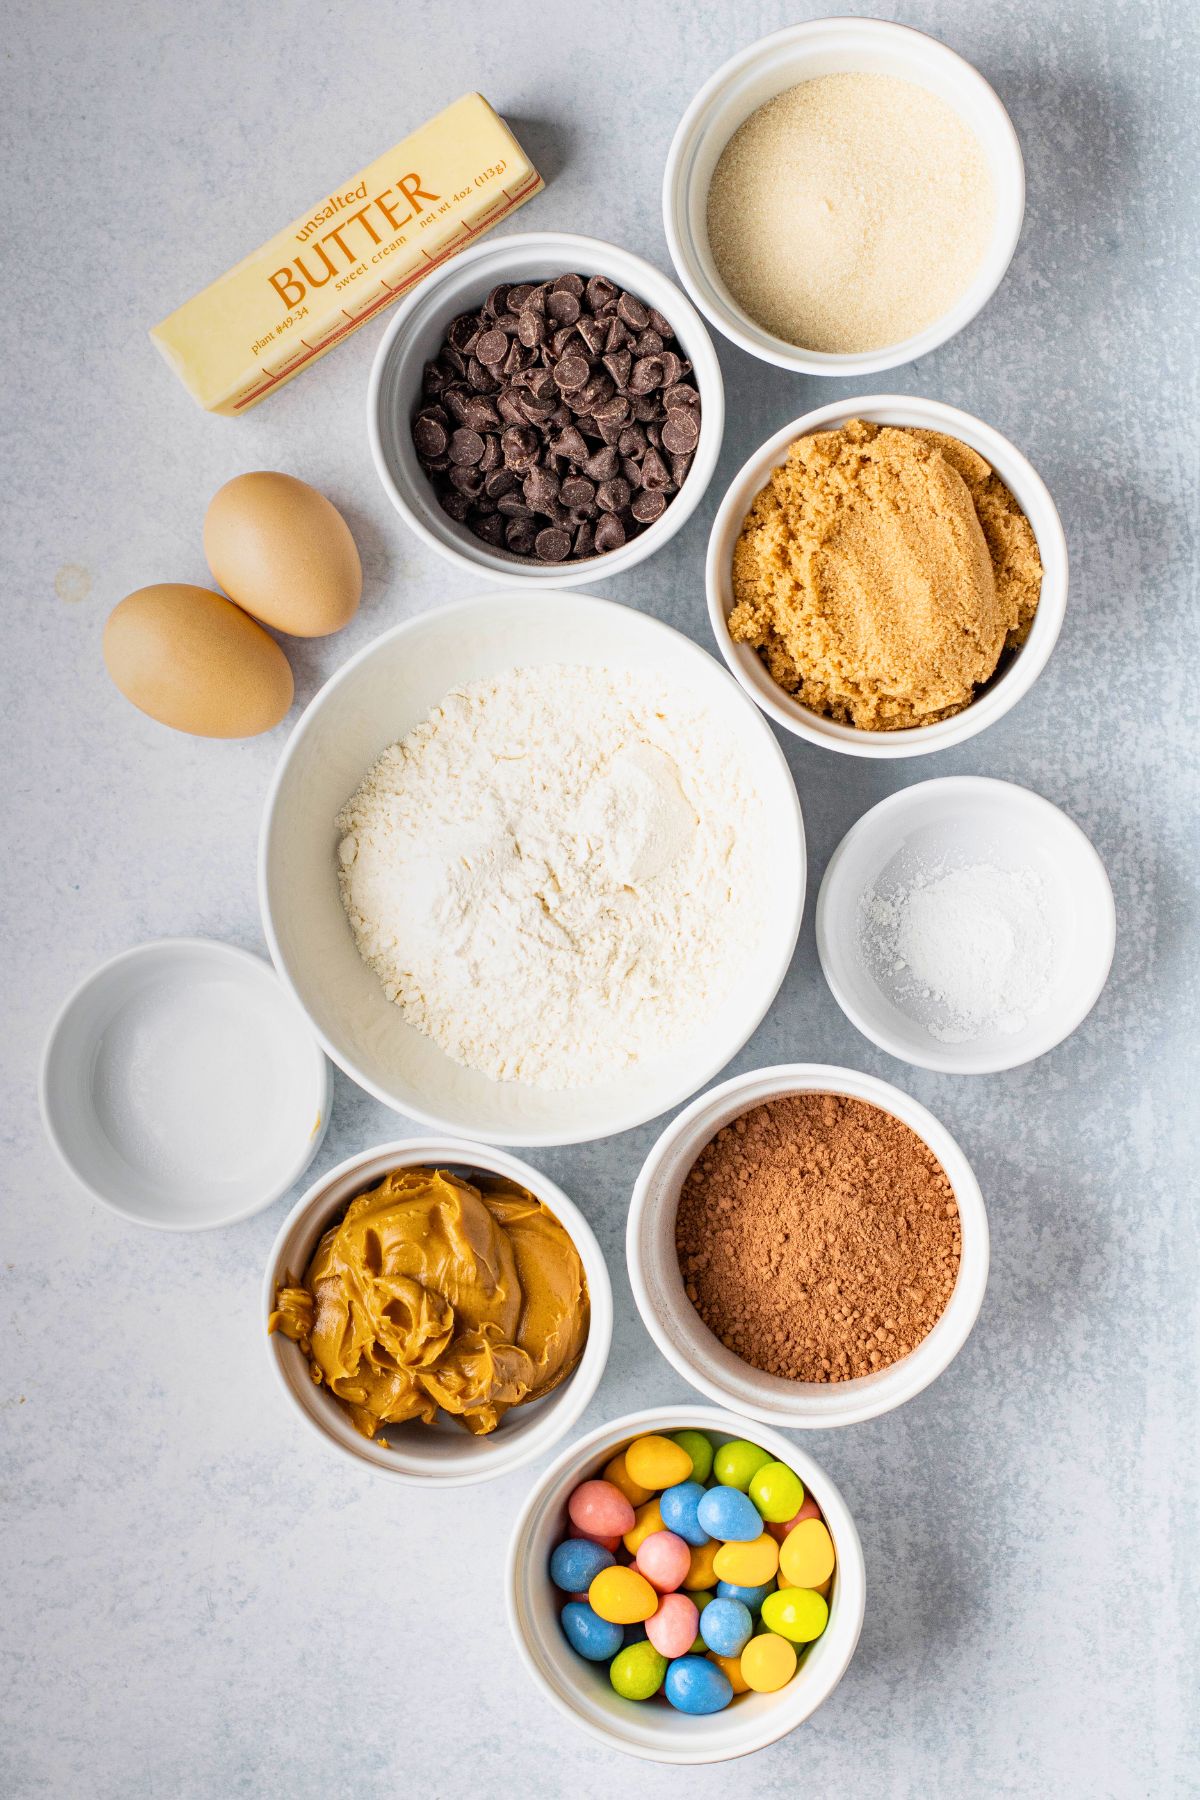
{"left": 706, "top": 73, "right": 994, "bottom": 353}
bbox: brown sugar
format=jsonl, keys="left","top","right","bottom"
{"left": 674, "top": 1093, "right": 961, "bottom": 1382}
{"left": 728, "top": 420, "right": 1042, "bottom": 731}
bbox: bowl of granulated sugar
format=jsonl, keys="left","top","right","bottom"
{"left": 663, "top": 18, "right": 1025, "bottom": 376}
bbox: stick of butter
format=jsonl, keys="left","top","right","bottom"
{"left": 150, "top": 94, "right": 542, "bottom": 416}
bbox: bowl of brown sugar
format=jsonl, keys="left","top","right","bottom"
{"left": 626, "top": 1064, "right": 988, "bottom": 1428}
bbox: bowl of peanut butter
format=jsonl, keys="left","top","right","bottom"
{"left": 263, "top": 1138, "right": 611, "bottom": 1485}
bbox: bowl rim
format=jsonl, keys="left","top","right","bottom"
{"left": 661, "top": 15, "right": 1026, "bottom": 376}
{"left": 626, "top": 1063, "right": 990, "bottom": 1428}
{"left": 505, "top": 1402, "right": 867, "bottom": 1763}
{"left": 261, "top": 1136, "right": 614, "bottom": 1486}
{"left": 815, "top": 775, "right": 1118, "bottom": 1073}
{"left": 39, "top": 935, "right": 332, "bottom": 1232}
{"left": 257, "top": 587, "right": 807, "bottom": 1146}
{"left": 705, "top": 394, "right": 1069, "bottom": 758}
{"left": 366, "top": 228, "right": 726, "bottom": 587}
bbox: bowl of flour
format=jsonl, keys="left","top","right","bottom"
{"left": 259, "top": 591, "right": 804, "bottom": 1145}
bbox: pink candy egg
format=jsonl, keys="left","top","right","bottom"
{"left": 635, "top": 1529, "right": 692, "bottom": 1594}
{"left": 567, "top": 1479, "right": 636, "bottom": 1539}
{"left": 767, "top": 1495, "right": 823, "bottom": 1544}
{"left": 569, "top": 1523, "right": 622, "bottom": 1553}
{"left": 645, "top": 1592, "right": 699, "bottom": 1659}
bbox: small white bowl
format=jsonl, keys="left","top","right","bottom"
{"left": 259, "top": 589, "right": 805, "bottom": 1147}
{"left": 40, "top": 938, "right": 330, "bottom": 1230}
{"left": 368, "top": 230, "right": 724, "bottom": 584}
{"left": 627, "top": 1065, "right": 988, "bottom": 1429}
{"left": 816, "top": 777, "right": 1116, "bottom": 1074}
{"left": 707, "top": 395, "right": 1068, "bottom": 758}
{"left": 263, "top": 1138, "right": 611, "bottom": 1486}
{"left": 507, "top": 1405, "right": 865, "bottom": 1763}
{"left": 663, "top": 17, "right": 1025, "bottom": 376}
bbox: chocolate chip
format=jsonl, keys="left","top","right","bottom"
{"left": 497, "top": 492, "right": 534, "bottom": 518}
{"left": 506, "top": 283, "right": 534, "bottom": 311}
{"left": 561, "top": 475, "right": 596, "bottom": 508}
{"left": 552, "top": 425, "right": 589, "bottom": 462}
{"left": 523, "top": 465, "right": 561, "bottom": 514}
{"left": 448, "top": 312, "right": 481, "bottom": 352}
{"left": 618, "top": 425, "right": 647, "bottom": 459}
{"left": 596, "top": 477, "right": 632, "bottom": 513}
{"left": 631, "top": 489, "right": 667, "bottom": 524}
{"left": 647, "top": 306, "right": 674, "bottom": 337}
{"left": 628, "top": 356, "right": 664, "bottom": 395}
{"left": 586, "top": 275, "right": 618, "bottom": 312}
{"left": 502, "top": 425, "right": 540, "bottom": 470}
{"left": 476, "top": 328, "right": 509, "bottom": 366}
{"left": 449, "top": 463, "right": 484, "bottom": 496}
{"left": 535, "top": 526, "right": 572, "bottom": 561}
{"left": 641, "top": 447, "right": 672, "bottom": 490}
{"left": 576, "top": 315, "right": 605, "bottom": 356}
{"left": 661, "top": 409, "right": 700, "bottom": 455}
{"left": 554, "top": 351, "right": 591, "bottom": 392}
{"left": 484, "top": 284, "right": 511, "bottom": 318}
{"left": 634, "top": 329, "right": 664, "bottom": 358}
{"left": 593, "top": 513, "right": 626, "bottom": 552}
{"left": 573, "top": 519, "right": 595, "bottom": 557}
{"left": 603, "top": 349, "right": 632, "bottom": 390}
{"left": 506, "top": 519, "right": 537, "bottom": 554}
{"left": 449, "top": 427, "right": 485, "bottom": 466}
{"left": 472, "top": 511, "right": 506, "bottom": 547}
{"left": 584, "top": 445, "right": 619, "bottom": 481}
{"left": 616, "top": 292, "right": 649, "bottom": 330}
{"left": 484, "top": 467, "right": 516, "bottom": 497}
{"left": 517, "top": 311, "right": 546, "bottom": 348}
{"left": 413, "top": 412, "right": 449, "bottom": 459}
{"left": 439, "top": 490, "right": 471, "bottom": 522}
{"left": 464, "top": 396, "right": 500, "bottom": 432}
{"left": 546, "top": 290, "right": 581, "bottom": 325}
{"left": 664, "top": 382, "right": 699, "bottom": 412}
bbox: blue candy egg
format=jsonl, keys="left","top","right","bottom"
{"left": 696, "top": 1485, "right": 762, "bottom": 1542}
{"left": 699, "top": 1596, "right": 753, "bottom": 1657}
{"left": 664, "top": 1654, "right": 735, "bottom": 1715}
{"left": 561, "top": 1601, "right": 623, "bottom": 1662}
{"left": 659, "top": 1480, "right": 710, "bottom": 1547}
{"left": 549, "top": 1537, "right": 615, "bottom": 1593}
{"left": 716, "top": 1577, "right": 776, "bottom": 1613}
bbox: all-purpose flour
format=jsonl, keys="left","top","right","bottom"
{"left": 335, "top": 666, "right": 768, "bottom": 1087}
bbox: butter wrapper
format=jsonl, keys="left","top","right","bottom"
{"left": 150, "top": 93, "right": 542, "bottom": 415}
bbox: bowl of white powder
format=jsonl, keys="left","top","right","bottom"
{"left": 259, "top": 590, "right": 804, "bottom": 1145}
{"left": 816, "top": 777, "right": 1116, "bottom": 1074}
{"left": 662, "top": 18, "right": 1025, "bottom": 376}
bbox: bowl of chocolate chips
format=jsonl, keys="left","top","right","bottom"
{"left": 368, "top": 231, "right": 725, "bottom": 583}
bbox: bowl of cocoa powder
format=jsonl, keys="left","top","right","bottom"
{"left": 627, "top": 1064, "right": 988, "bottom": 1428}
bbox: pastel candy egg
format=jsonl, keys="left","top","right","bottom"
{"left": 610, "top": 1640, "right": 668, "bottom": 1701}
{"left": 748, "top": 1460, "right": 805, "bottom": 1524}
{"left": 683, "top": 1538, "right": 721, "bottom": 1590}
{"left": 698, "top": 1596, "right": 752, "bottom": 1658}
{"left": 741, "top": 1631, "right": 797, "bottom": 1692}
{"left": 560, "top": 1600, "right": 623, "bottom": 1662}
{"left": 713, "top": 1532, "right": 779, "bottom": 1588}
{"left": 603, "top": 1451, "right": 653, "bottom": 1508}
{"left": 550, "top": 1538, "right": 615, "bottom": 1593}
{"left": 589, "top": 1565, "right": 658, "bottom": 1625}
{"left": 716, "top": 1577, "right": 775, "bottom": 1614}
{"left": 697, "top": 1486, "right": 762, "bottom": 1542}
{"left": 707, "top": 1650, "right": 750, "bottom": 1695}
{"left": 664, "top": 1654, "right": 734, "bottom": 1715}
{"left": 569, "top": 1523, "right": 621, "bottom": 1553}
{"left": 713, "top": 1439, "right": 773, "bottom": 1491}
{"left": 568, "top": 1479, "right": 635, "bottom": 1539}
{"left": 623, "top": 1499, "right": 664, "bottom": 1556}
{"left": 779, "top": 1519, "right": 836, "bottom": 1589}
{"left": 671, "top": 1429, "right": 714, "bottom": 1484}
{"left": 625, "top": 1434, "right": 694, "bottom": 1490}
{"left": 767, "top": 1494, "right": 823, "bottom": 1543}
{"left": 659, "top": 1480, "right": 709, "bottom": 1546}
{"left": 636, "top": 1530, "right": 691, "bottom": 1594}
{"left": 760, "top": 1586, "right": 829, "bottom": 1644}
{"left": 645, "top": 1591, "right": 699, "bottom": 1659}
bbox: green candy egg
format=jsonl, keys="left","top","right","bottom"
{"left": 610, "top": 1640, "right": 669, "bottom": 1701}
{"left": 713, "top": 1439, "right": 773, "bottom": 1492}
{"left": 760, "top": 1586, "right": 829, "bottom": 1644}
{"left": 671, "top": 1429, "right": 714, "bottom": 1485}
{"left": 748, "top": 1461, "right": 805, "bottom": 1523}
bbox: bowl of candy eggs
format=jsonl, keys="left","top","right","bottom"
{"left": 506, "top": 1406, "right": 865, "bottom": 1762}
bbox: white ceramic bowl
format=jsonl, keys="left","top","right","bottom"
{"left": 507, "top": 1405, "right": 865, "bottom": 1763}
{"left": 259, "top": 589, "right": 805, "bottom": 1146}
{"left": 263, "top": 1138, "right": 611, "bottom": 1486}
{"left": 40, "top": 937, "right": 330, "bottom": 1231}
{"left": 663, "top": 17, "right": 1025, "bottom": 376}
{"left": 707, "top": 395, "right": 1068, "bottom": 757}
{"left": 627, "top": 1065, "right": 988, "bottom": 1428}
{"left": 368, "top": 230, "right": 724, "bottom": 584}
{"left": 816, "top": 777, "right": 1116, "bottom": 1074}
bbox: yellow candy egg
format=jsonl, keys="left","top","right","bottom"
{"left": 741, "top": 1632, "right": 798, "bottom": 1693}
{"left": 760, "top": 1587, "right": 829, "bottom": 1644}
{"left": 713, "top": 1532, "right": 779, "bottom": 1587}
{"left": 603, "top": 1452, "right": 653, "bottom": 1508}
{"left": 707, "top": 1651, "right": 750, "bottom": 1695}
{"left": 682, "top": 1538, "right": 721, "bottom": 1590}
{"left": 622, "top": 1499, "right": 664, "bottom": 1556}
{"left": 779, "top": 1518, "right": 836, "bottom": 1589}
{"left": 624, "top": 1434, "right": 694, "bottom": 1490}
{"left": 588, "top": 1565, "right": 658, "bottom": 1625}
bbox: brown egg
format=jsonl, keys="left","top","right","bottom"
{"left": 203, "top": 471, "right": 361, "bottom": 637}
{"left": 103, "top": 584, "right": 294, "bottom": 737}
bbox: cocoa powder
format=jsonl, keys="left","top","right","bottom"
{"left": 674, "top": 1093, "right": 961, "bottom": 1382}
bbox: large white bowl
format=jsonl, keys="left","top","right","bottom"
{"left": 259, "top": 590, "right": 805, "bottom": 1145}
{"left": 816, "top": 777, "right": 1116, "bottom": 1073}
{"left": 627, "top": 1065, "right": 989, "bottom": 1428}
{"left": 263, "top": 1138, "right": 611, "bottom": 1486}
{"left": 507, "top": 1405, "right": 865, "bottom": 1763}
{"left": 707, "top": 395, "right": 1068, "bottom": 758}
{"left": 663, "top": 17, "right": 1025, "bottom": 376}
{"left": 368, "top": 231, "right": 724, "bottom": 585}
